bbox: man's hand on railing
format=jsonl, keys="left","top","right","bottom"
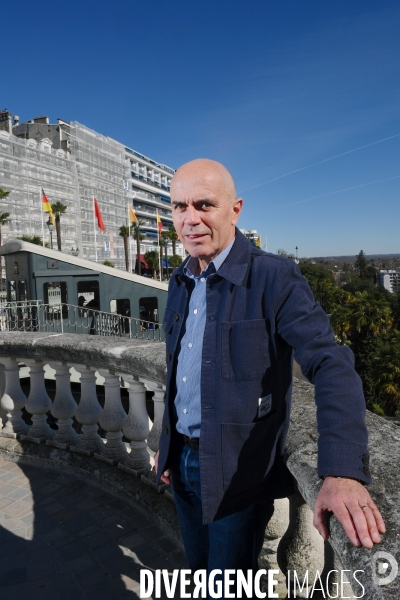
{"left": 154, "top": 450, "right": 171, "bottom": 485}
{"left": 313, "top": 476, "right": 386, "bottom": 549}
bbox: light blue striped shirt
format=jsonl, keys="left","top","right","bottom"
{"left": 175, "top": 238, "right": 235, "bottom": 437}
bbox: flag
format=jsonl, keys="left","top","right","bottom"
{"left": 255, "top": 235, "right": 261, "bottom": 248}
{"left": 42, "top": 189, "right": 54, "bottom": 224}
{"left": 129, "top": 205, "right": 138, "bottom": 224}
{"left": 157, "top": 211, "right": 162, "bottom": 235}
{"left": 94, "top": 197, "right": 105, "bottom": 231}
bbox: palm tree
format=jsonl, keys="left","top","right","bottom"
{"left": 118, "top": 225, "right": 130, "bottom": 272}
{"left": 163, "top": 225, "right": 178, "bottom": 255}
{"left": 17, "top": 235, "right": 49, "bottom": 247}
{"left": 144, "top": 250, "right": 159, "bottom": 279}
{"left": 50, "top": 201, "right": 68, "bottom": 251}
{"left": 169, "top": 254, "right": 183, "bottom": 272}
{"left": 0, "top": 201, "right": 10, "bottom": 291}
{"left": 132, "top": 220, "right": 145, "bottom": 275}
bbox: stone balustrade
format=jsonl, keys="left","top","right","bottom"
{"left": 0, "top": 331, "right": 398, "bottom": 598}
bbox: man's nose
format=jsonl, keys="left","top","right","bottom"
{"left": 185, "top": 204, "right": 201, "bottom": 226}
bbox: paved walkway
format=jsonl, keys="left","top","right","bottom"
{"left": 0, "top": 459, "right": 187, "bottom": 600}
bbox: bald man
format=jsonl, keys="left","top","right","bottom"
{"left": 155, "top": 159, "right": 384, "bottom": 581}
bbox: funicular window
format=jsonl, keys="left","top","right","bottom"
{"left": 17, "top": 280, "right": 27, "bottom": 302}
{"left": 43, "top": 282, "right": 68, "bottom": 318}
{"left": 8, "top": 281, "right": 16, "bottom": 302}
{"left": 109, "top": 299, "right": 131, "bottom": 334}
{"left": 77, "top": 280, "right": 100, "bottom": 310}
{"left": 139, "top": 297, "right": 158, "bottom": 329}
{"left": 110, "top": 299, "right": 131, "bottom": 317}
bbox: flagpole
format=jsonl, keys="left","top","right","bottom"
{"left": 40, "top": 187, "right": 45, "bottom": 247}
{"left": 128, "top": 203, "right": 131, "bottom": 272}
{"left": 93, "top": 196, "right": 97, "bottom": 263}
{"left": 157, "top": 209, "right": 161, "bottom": 281}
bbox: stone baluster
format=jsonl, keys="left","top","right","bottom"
{"left": 265, "top": 497, "right": 290, "bottom": 540}
{"left": 277, "top": 489, "right": 325, "bottom": 598}
{"left": 119, "top": 376, "right": 151, "bottom": 476}
{"left": 46, "top": 362, "right": 80, "bottom": 449}
{"left": 0, "top": 357, "right": 28, "bottom": 438}
{"left": 70, "top": 365, "right": 104, "bottom": 455}
{"left": 140, "top": 382, "right": 167, "bottom": 493}
{"left": 146, "top": 385, "right": 165, "bottom": 454}
{"left": 20, "top": 359, "right": 54, "bottom": 443}
{"left": 94, "top": 370, "right": 127, "bottom": 465}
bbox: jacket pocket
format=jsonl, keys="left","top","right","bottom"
{"left": 221, "top": 319, "right": 270, "bottom": 381}
{"left": 221, "top": 414, "right": 278, "bottom": 493}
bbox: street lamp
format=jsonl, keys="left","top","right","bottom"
{"left": 71, "top": 247, "right": 79, "bottom": 256}
{"left": 47, "top": 217, "right": 54, "bottom": 249}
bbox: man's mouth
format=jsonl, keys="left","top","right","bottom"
{"left": 184, "top": 233, "right": 208, "bottom": 240}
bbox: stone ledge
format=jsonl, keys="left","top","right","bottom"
{"left": 0, "top": 436, "right": 183, "bottom": 552}
{"left": 0, "top": 332, "right": 167, "bottom": 385}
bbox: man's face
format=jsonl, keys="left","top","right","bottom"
{"left": 171, "top": 164, "right": 242, "bottom": 270}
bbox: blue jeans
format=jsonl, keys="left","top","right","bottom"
{"left": 171, "top": 443, "right": 274, "bottom": 574}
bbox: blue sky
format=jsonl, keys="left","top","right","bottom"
{"left": 3, "top": 0, "right": 400, "bottom": 256}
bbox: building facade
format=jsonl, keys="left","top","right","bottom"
{"left": 0, "top": 110, "right": 182, "bottom": 271}
{"left": 377, "top": 269, "right": 400, "bottom": 294}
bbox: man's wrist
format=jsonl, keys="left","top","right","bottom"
{"left": 322, "top": 475, "right": 364, "bottom": 484}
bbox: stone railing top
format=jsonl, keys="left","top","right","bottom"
{"left": 0, "top": 332, "right": 167, "bottom": 387}
{"left": 287, "top": 378, "right": 400, "bottom": 598}
{"left": 0, "top": 332, "right": 398, "bottom": 596}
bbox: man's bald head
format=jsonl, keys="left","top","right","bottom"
{"left": 170, "top": 158, "right": 243, "bottom": 272}
{"left": 171, "top": 159, "right": 237, "bottom": 202}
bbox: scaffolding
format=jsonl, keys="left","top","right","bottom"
{"left": 0, "top": 119, "right": 181, "bottom": 272}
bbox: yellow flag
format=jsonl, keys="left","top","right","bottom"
{"left": 129, "top": 205, "right": 138, "bottom": 224}
{"left": 255, "top": 235, "right": 261, "bottom": 247}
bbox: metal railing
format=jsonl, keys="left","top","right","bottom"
{"left": 0, "top": 301, "right": 163, "bottom": 341}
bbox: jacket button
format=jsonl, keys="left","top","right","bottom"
{"left": 162, "top": 426, "right": 169, "bottom": 434}
{"left": 362, "top": 454, "right": 369, "bottom": 465}
{"left": 173, "top": 314, "right": 179, "bottom": 322}
{"left": 363, "top": 465, "right": 371, "bottom": 477}
{"left": 167, "top": 353, "right": 171, "bottom": 361}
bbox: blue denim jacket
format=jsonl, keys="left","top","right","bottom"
{"left": 158, "top": 229, "right": 370, "bottom": 524}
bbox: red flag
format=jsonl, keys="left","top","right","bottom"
{"left": 94, "top": 197, "right": 105, "bottom": 231}
{"left": 157, "top": 211, "right": 162, "bottom": 235}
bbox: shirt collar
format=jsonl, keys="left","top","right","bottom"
{"left": 184, "top": 237, "right": 236, "bottom": 279}
{"left": 175, "top": 229, "right": 254, "bottom": 287}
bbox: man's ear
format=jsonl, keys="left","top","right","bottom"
{"left": 232, "top": 197, "right": 243, "bottom": 224}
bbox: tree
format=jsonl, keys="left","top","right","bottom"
{"left": 17, "top": 235, "right": 49, "bottom": 247}
{"left": 51, "top": 202, "right": 68, "bottom": 251}
{"left": 144, "top": 250, "right": 159, "bottom": 279}
{"left": 169, "top": 254, "right": 183, "bottom": 271}
{"left": 132, "top": 220, "right": 145, "bottom": 275}
{"left": 277, "top": 248, "right": 289, "bottom": 257}
{"left": 163, "top": 225, "right": 178, "bottom": 255}
{"left": 118, "top": 225, "right": 130, "bottom": 272}
{"left": 354, "top": 250, "right": 373, "bottom": 281}
{"left": 0, "top": 203, "right": 10, "bottom": 291}
{"left": 299, "top": 263, "right": 339, "bottom": 313}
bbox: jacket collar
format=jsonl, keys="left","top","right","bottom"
{"left": 174, "top": 228, "right": 252, "bottom": 287}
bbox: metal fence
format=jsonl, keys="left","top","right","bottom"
{"left": 0, "top": 301, "right": 164, "bottom": 341}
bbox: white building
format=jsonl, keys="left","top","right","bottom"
{"left": 377, "top": 269, "right": 400, "bottom": 294}
{"left": 0, "top": 111, "right": 183, "bottom": 272}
